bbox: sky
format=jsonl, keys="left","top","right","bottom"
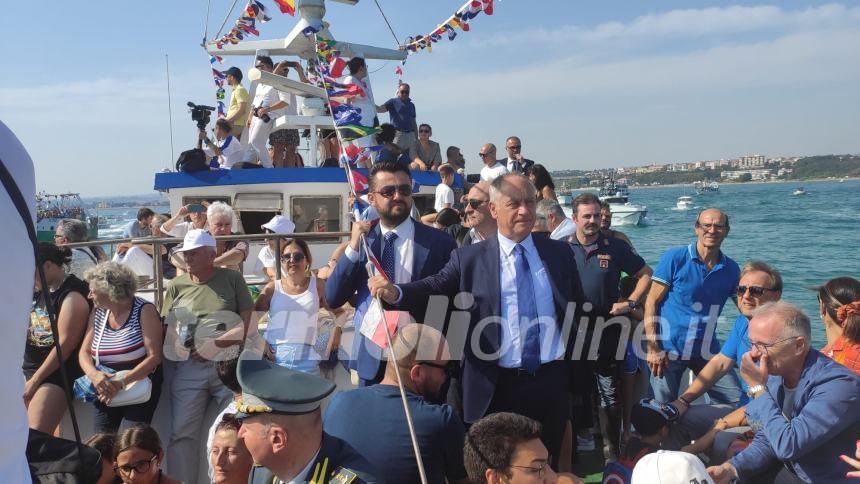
{"left": 1, "top": 0, "right": 858, "bottom": 196}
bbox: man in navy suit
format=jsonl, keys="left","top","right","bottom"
{"left": 502, "top": 136, "right": 535, "bottom": 174}
{"left": 326, "top": 161, "right": 457, "bottom": 386}
{"left": 370, "top": 172, "right": 584, "bottom": 466}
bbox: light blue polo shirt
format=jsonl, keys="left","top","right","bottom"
{"left": 652, "top": 243, "right": 739, "bottom": 359}
{"left": 720, "top": 314, "right": 752, "bottom": 404}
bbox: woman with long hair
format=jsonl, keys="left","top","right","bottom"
{"left": 818, "top": 276, "right": 860, "bottom": 375}
{"left": 210, "top": 416, "right": 254, "bottom": 484}
{"left": 408, "top": 123, "right": 442, "bottom": 171}
{"left": 23, "top": 242, "right": 92, "bottom": 433}
{"left": 114, "top": 424, "right": 181, "bottom": 484}
{"left": 527, "top": 164, "right": 558, "bottom": 201}
{"left": 254, "top": 238, "right": 344, "bottom": 375}
{"left": 80, "top": 262, "right": 163, "bottom": 432}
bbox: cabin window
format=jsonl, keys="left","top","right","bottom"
{"left": 290, "top": 196, "right": 341, "bottom": 241}
{"left": 233, "top": 193, "right": 284, "bottom": 235}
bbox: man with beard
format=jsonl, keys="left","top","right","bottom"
{"left": 568, "top": 193, "right": 652, "bottom": 459}
{"left": 369, "top": 173, "right": 585, "bottom": 467}
{"left": 326, "top": 161, "right": 457, "bottom": 386}
{"left": 323, "top": 323, "right": 469, "bottom": 484}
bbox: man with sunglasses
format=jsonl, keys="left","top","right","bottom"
{"left": 503, "top": 136, "right": 535, "bottom": 174}
{"left": 324, "top": 323, "right": 469, "bottom": 484}
{"left": 479, "top": 143, "right": 508, "bottom": 182}
{"left": 241, "top": 55, "right": 287, "bottom": 168}
{"left": 667, "top": 261, "right": 781, "bottom": 463}
{"left": 369, "top": 173, "right": 586, "bottom": 468}
{"left": 644, "top": 208, "right": 742, "bottom": 405}
{"left": 378, "top": 83, "right": 417, "bottom": 150}
{"left": 707, "top": 302, "right": 860, "bottom": 484}
{"left": 326, "top": 161, "right": 457, "bottom": 386}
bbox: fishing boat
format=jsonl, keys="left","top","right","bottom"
{"left": 598, "top": 179, "right": 647, "bottom": 225}
{"left": 35, "top": 192, "right": 98, "bottom": 242}
{"left": 676, "top": 195, "right": 694, "bottom": 210}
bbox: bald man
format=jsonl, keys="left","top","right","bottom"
{"left": 644, "top": 208, "right": 743, "bottom": 404}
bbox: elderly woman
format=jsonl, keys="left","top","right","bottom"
{"left": 207, "top": 202, "right": 248, "bottom": 272}
{"left": 24, "top": 242, "right": 92, "bottom": 433}
{"left": 407, "top": 123, "right": 442, "bottom": 171}
{"left": 254, "top": 238, "right": 343, "bottom": 375}
{"left": 80, "top": 262, "right": 163, "bottom": 433}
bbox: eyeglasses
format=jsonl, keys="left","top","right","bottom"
{"left": 466, "top": 198, "right": 488, "bottom": 209}
{"left": 374, "top": 184, "right": 412, "bottom": 198}
{"left": 737, "top": 285, "right": 776, "bottom": 297}
{"left": 115, "top": 455, "right": 157, "bottom": 475}
{"left": 280, "top": 253, "right": 306, "bottom": 263}
{"left": 696, "top": 222, "right": 728, "bottom": 231}
{"left": 418, "top": 361, "right": 456, "bottom": 377}
{"left": 507, "top": 145, "right": 522, "bottom": 150}
{"left": 510, "top": 458, "right": 551, "bottom": 478}
{"left": 747, "top": 336, "right": 799, "bottom": 355}
{"left": 53, "top": 234, "right": 64, "bottom": 240}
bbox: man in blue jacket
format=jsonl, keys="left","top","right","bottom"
{"left": 326, "top": 161, "right": 457, "bottom": 386}
{"left": 707, "top": 301, "right": 860, "bottom": 483}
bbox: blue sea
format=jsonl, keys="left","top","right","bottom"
{"left": 95, "top": 179, "right": 859, "bottom": 348}
{"left": 565, "top": 179, "right": 860, "bottom": 348}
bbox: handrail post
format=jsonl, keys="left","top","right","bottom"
{"left": 153, "top": 240, "right": 165, "bottom": 310}
{"left": 274, "top": 235, "right": 282, "bottom": 280}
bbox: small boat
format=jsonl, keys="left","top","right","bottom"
{"left": 793, "top": 187, "right": 808, "bottom": 196}
{"left": 676, "top": 196, "right": 694, "bottom": 210}
{"left": 694, "top": 180, "right": 720, "bottom": 194}
{"left": 558, "top": 194, "right": 572, "bottom": 206}
{"left": 598, "top": 180, "right": 647, "bottom": 225}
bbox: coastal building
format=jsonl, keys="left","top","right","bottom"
{"left": 721, "top": 169, "right": 773, "bottom": 181}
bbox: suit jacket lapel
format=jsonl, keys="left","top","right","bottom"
{"left": 367, "top": 225, "right": 382, "bottom": 263}
{"left": 485, "top": 236, "right": 502, "bottom": 317}
{"left": 412, "top": 223, "right": 429, "bottom": 279}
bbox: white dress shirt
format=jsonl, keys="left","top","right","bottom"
{"left": 497, "top": 232, "right": 565, "bottom": 368}
{"left": 344, "top": 217, "right": 415, "bottom": 284}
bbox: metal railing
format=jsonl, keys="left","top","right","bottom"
{"left": 61, "top": 231, "right": 349, "bottom": 309}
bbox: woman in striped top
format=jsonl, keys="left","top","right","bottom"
{"left": 79, "top": 262, "right": 163, "bottom": 433}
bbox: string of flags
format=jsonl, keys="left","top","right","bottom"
{"left": 209, "top": 0, "right": 297, "bottom": 50}
{"left": 208, "top": 55, "right": 226, "bottom": 117}
{"left": 395, "top": 0, "right": 496, "bottom": 80}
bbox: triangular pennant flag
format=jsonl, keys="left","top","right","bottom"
{"left": 272, "top": 0, "right": 295, "bottom": 16}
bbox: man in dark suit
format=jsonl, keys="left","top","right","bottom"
{"left": 326, "top": 161, "right": 457, "bottom": 386}
{"left": 502, "top": 136, "right": 535, "bottom": 174}
{"left": 370, "top": 172, "right": 584, "bottom": 466}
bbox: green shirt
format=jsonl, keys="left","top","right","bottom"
{"left": 161, "top": 268, "right": 253, "bottom": 340}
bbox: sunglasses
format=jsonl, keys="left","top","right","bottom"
{"left": 507, "top": 145, "right": 522, "bottom": 150}
{"left": 400, "top": 90, "right": 410, "bottom": 94}
{"left": 737, "top": 285, "right": 775, "bottom": 297}
{"left": 478, "top": 153, "right": 493, "bottom": 158}
{"left": 374, "top": 184, "right": 412, "bottom": 198}
{"left": 418, "top": 361, "right": 456, "bottom": 378}
{"left": 280, "top": 253, "right": 306, "bottom": 263}
{"left": 418, "top": 130, "right": 430, "bottom": 134}
{"left": 466, "top": 198, "right": 487, "bottom": 209}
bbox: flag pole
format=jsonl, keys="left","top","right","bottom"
{"left": 312, "top": 33, "right": 429, "bottom": 484}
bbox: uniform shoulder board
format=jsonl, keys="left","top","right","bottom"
{"left": 328, "top": 467, "right": 358, "bottom": 484}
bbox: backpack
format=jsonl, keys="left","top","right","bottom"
{"left": 175, "top": 148, "right": 209, "bottom": 173}
{"left": 26, "top": 429, "right": 101, "bottom": 484}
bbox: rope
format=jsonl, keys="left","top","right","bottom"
{"left": 202, "top": 0, "right": 213, "bottom": 45}
{"left": 214, "top": 0, "right": 241, "bottom": 40}
{"left": 373, "top": 0, "right": 401, "bottom": 46}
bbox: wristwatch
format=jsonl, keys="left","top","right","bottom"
{"left": 627, "top": 299, "right": 638, "bottom": 310}
{"left": 747, "top": 384, "right": 767, "bottom": 398}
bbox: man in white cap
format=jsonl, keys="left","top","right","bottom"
{"left": 160, "top": 228, "right": 255, "bottom": 484}
{"left": 256, "top": 215, "right": 296, "bottom": 280}
{"left": 631, "top": 450, "right": 713, "bottom": 484}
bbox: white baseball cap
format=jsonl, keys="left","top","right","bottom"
{"left": 261, "top": 215, "right": 296, "bottom": 234}
{"left": 175, "top": 228, "right": 216, "bottom": 252}
{"left": 631, "top": 451, "right": 713, "bottom": 484}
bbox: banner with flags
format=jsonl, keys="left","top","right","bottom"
{"left": 208, "top": 55, "right": 227, "bottom": 117}
{"left": 209, "top": 0, "right": 305, "bottom": 50}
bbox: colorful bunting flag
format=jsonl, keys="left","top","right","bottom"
{"left": 272, "top": 0, "right": 295, "bottom": 16}
{"left": 401, "top": 0, "right": 495, "bottom": 57}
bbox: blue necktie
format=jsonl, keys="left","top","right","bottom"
{"left": 514, "top": 244, "right": 541, "bottom": 374}
{"left": 381, "top": 231, "right": 398, "bottom": 281}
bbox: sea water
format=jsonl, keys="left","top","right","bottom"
{"left": 96, "top": 179, "right": 859, "bottom": 348}
{"left": 564, "top": 178, "right": 860, "bottom": 348}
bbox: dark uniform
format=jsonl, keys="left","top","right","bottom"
{"left": 235, "top": 358, "right": 381, "bottom": 484}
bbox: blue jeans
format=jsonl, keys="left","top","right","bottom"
{"left": 649, "top": 357, "right": 742, "bottom": 405}
{"left": 273, "top": 343, "right": 321, "bottom": 376}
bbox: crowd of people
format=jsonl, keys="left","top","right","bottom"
{"left": 25, "top": 158, "right": 860, "bottom": 484}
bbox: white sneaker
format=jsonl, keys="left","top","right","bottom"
{"left": 577, "top": 435, "right": 596, "bottom": 452}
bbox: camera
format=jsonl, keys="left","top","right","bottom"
{"left": 254, "top": 106, "right": 271, "bottom": 123}
{"left": 187, "top": 101, "right": 216, "bottom": 130}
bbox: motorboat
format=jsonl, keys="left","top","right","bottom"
{"left": 793, "top": 187, "right": 808, "bottom": 196}
{"left": 676, "top": 195, "right": 694, "bottom": 210}
{"left": 598, "top": 180, "right": 647, "bottom": 225}
{"left": 694, "top": 180, "right": 719, "bottom": 194}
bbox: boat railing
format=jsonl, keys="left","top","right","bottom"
{"left": 60, "top": 231, "right": 349, "bottom": 309}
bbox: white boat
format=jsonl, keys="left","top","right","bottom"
{"left": 793, "top": 187, "right": 807, "bottom": 196}
{"left": 598, "top": 180, "right": 647, "bottom": 226}
{"left": 558, "top": 194, "right": 572, "bottom": 206}
{"left": 676, "top": 195, "right": 694, "bottom": 210}
{"left": 694, "top": 180, "right": 720, "bottom": 194}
